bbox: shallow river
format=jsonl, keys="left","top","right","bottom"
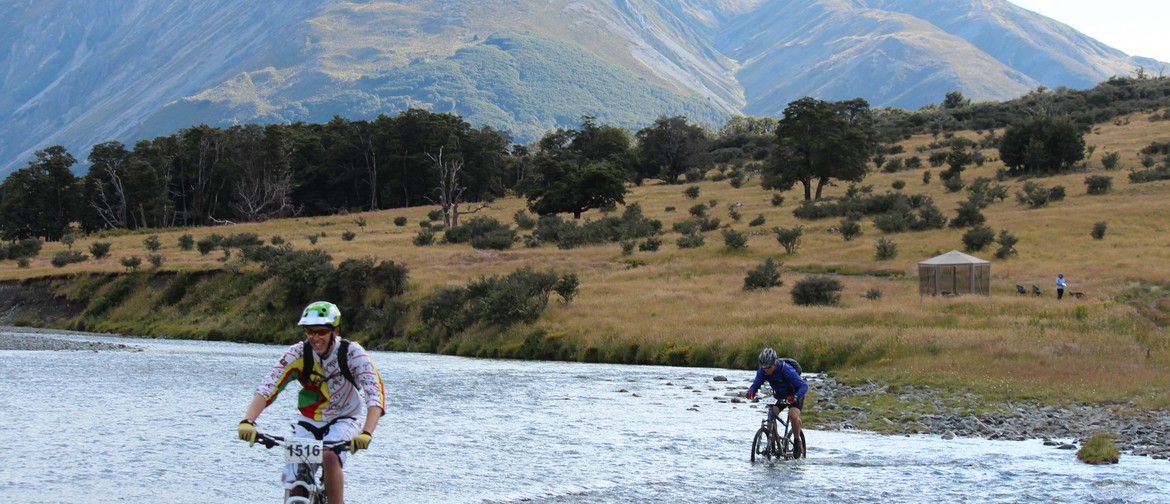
{"left": 1, "top": 331, "right": 1167, "bottom": 503}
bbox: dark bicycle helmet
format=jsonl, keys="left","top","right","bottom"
{"left": 758, "top": 347, "right": 778, "bottom": 368}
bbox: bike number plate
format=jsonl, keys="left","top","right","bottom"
{"left": 284, "top": 438, "right": 324, "bottom": 464}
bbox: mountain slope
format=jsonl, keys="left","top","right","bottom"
{"left": 0, "top": 0, "right": 1158, "bottom": 178}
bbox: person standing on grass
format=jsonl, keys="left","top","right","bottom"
{"left": 1056, "top": 273, "right": 1066, "bottom": 300}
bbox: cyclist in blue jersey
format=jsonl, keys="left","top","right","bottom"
{"left": 745, "top": 347, "right": 808, "bottom": 452}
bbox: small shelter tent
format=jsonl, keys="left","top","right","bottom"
{"left": 918, "top": 250, "right": 990, "bottom": 297}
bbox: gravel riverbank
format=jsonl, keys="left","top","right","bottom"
{"left": 0, "top": 327, "right": 141, "bottom": 352}
{"left": 723, "top": 373, "right": 1170, "bottom": 461}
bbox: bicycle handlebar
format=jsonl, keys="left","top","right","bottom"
{"left": 254, "top": 432, "right": 350, "bottom": 454}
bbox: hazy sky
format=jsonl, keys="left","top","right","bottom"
{"left": 1008, "top": 0, "right": 1170, "bottom": 65}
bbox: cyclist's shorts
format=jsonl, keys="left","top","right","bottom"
{"left": 773, "top": 395, "right": 805, "bottom": 411}
{"left": 281, "top": 416, "right": 360, "bottom": 484}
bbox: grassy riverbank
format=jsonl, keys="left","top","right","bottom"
{"left": 2, "top": 113, "right": 1169, "bottom": 414}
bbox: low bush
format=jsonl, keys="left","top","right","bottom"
{"left": 341, "top": 230, "right": 357, "bottom": 241}
{"left": 178, "top": 234, "right": 195, "bottom": 251}
{"left": 874, "top": 236, "right": 898, "bottom": 261}
{"left": 791, "top": 276, "right": 843, "bottom": 306}
{"left": 677, "top": 233, "right": 705, "bottom": 249}
{"left": 143, "top": 235, "right": 161, "bottom": 252}
{"left": 962, "top": 226, "right": 996, "bottom": 251}
{"left": 683, "top": 186, "right": 700, "bottom": 199}
{"left": 743, "top": 258, "right": 783, "bottom": 291}
{"left": 1084, "top": 175, "right": 1113, "bottom": 195}
{"left": 839, "top": 219, "right": 862, "bottom": 241}
{"left": 722, "top": 228, "right": 748, "bottom": 250}
{"left": 774, "top": 226, "right": 803, "bottom": 254}
{"left": 89, "top": 242, "right": 112, "bottom": 259}
{"left": 1091, "top": 221, "right": 1107, "bottom": 240}
{"left": 51, "top": 250, "right": 88, "bottom": 268}
{"left": 639, "top": 237, "right": 662, "bottom": 252}
{"left": 393, "top": 216, "right": 408, "bottom": 226}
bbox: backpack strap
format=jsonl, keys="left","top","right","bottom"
{"left": 337, "top": 339, "right": 357, "bottom": 388}
{"left": 298, "top": 338, "right": 357, "bottom": 389}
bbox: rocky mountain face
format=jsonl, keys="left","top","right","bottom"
{"left": 0, "top": 0, "right": 1158, "bottom": 178}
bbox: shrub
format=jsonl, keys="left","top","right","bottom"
{"left": 1016, "top": 181, "right": 1065, "bottom": 208}
{"left": 1100, "top": 151, "right": 1121, "bottom": 169}
{"left": 197, "top": 234, "right": 223, "bottom": 255}
{"left": 728, "top": 208, "right": 741, "bottom": 222}
{"left": 427, "top": 209, "right": 444, "bottom": 221}
{"left": 178, "top": 234, "right": 195, "bottom": 251}
{"left": 749, "top": 214, "right": 766, "bottom": 227}
{"left": 341, "top": 230, "right": 357, "bottom": 241}
{"left": 950, "top": 200, "right": 986, "bottom": 228}
{"left": 639, "top": 237, "right": 662, "bottom": 252}
{"left": 17, "top": 258, "right": 29, "bottom": 268}
{"left": 5, "top": 238, "right": 42, "bottom": 259}
{"left": 864, "top": 288, "right": 883, "bottom": 300}
{"left": 688, "top": 203, "right": 707, "bottom": 217}
{"left": 922, "top": 170, "right": 932, "bottom": 184}
{"left": 791, "top": 276, "right": 843, "bottom": 306}
{"left": 743, "top": 258, "right": 783, "bottom": 291}
{"left": 874, "top": 236, "right": 898, "bottom": 261}
{"left": 89, "top": 242, "right": 112, "bottom": 259}
{"left": 839, "top": 219, "right": 862, "bottom": 241}
{"left": 1084, "top": 175, "right": 1113, "bottom": 195}
{"left": 892, "top": 180, "right": 906, "bottom": 190}
{"left": 1128, "top": 165, "right": 1170, "bottom": 183}
{"left": 143, "top": 234, "right": 161, "bottom": 252}
{"left": 905, "top": 156, "right": 922, "bottom": 169}
{"left": 307, "top": 234, "right": 319, "bottom": 245}
{"left": 513, "top": 210, "right": 536, "bottom": 230}
{"left": 1091, "top": 221, "right": 1107, "bottom": 240}
{"left": 771, "top": 194, "right": 785, "bottom": 207}
{"left": 61, "top": 232, "right": 76, "bottom": 250}
{"left": 393, "top": 216, "right": 408, "bottom": 226}
{"left": 676, "top": 233, "right": 705, "bottom": 249}
{"left": 553, "top": 273, "right": 579, "bottom": 304}
{"left": 994, "top": 229, "right": 1018, "bottom": 259}
{"left": 51, "top": 250, "right": 88, "bottom": 268}
{"left": 271, "top": 235, "right": 285, "bottom": 245}
{"left": 148, "top": 254, "right": 165, "bottom": 268}
{"left": 774, "top": 226, "right": 803, "bottom": 254}
{"left": 120, "top": 256, "right": 142, "bottom": 272}
{"left": 413, "top": 229, "right": 436, "bottom": 246}
{"left": 620, "top": 241, "right": 635, "bottom": 256}
{"left": 722, "top": 228, "right": 748, "bottom": 250}
{"left": 961, "top": 226, "right": 997, "bottom": 251}
{"left": 942, "top": 174, "right": 965, "bottom": 193}
{"left": 445, "top": 216, "right": 513, "bottom": 246}
{"left": 683, "top": 186, "right": 700, "bottom": 199}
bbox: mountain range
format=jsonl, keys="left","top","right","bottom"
{"left": 1, "top": 0, "right": 1163, "bottom": 179}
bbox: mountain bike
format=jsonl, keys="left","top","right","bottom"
{"left": 750, "top": 401, "right": 806, "bottom": 463}
{"left": 251, "top": 431, "right": 350, "bottom": 504}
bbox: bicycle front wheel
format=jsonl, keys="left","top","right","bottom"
{"left": 750, "top": 427, "right": 773, "bottom": 463}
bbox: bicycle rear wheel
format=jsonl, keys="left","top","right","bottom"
{"left": 750, "top": 427, "right": 774, "bottom": 463}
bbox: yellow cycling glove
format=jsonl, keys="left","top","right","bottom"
{"left": 238, "top": 420, "right": 257, "bottom": 447}
{"left": 351, "top": 431, "right": 373, "bottom": 453}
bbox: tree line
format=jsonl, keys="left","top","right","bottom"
{"left": 3, "top": 75, "right": 1166, "bottom": 243}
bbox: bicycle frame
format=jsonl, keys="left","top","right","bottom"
{"left": 253, "top": 432, "right": 349, "bottom": 504}
{"left": 750, "top": 402, "right": 805, "bottom": 463}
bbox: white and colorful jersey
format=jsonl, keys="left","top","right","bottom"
{"left": 255, "top": 336, "right": 386, "bottom": 422}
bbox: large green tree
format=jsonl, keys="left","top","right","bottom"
{"left": 0, "top": 146, "right": 81, "bottom": 240}
{"left": 998, "top": 117, "right": 1086, "bottom": 174}
{"left": 634, "top": 116, "right": 710, "bottom": 184}
{"left": 522, "top": 118, "right": 630, "bottom": 218}
{"left": 763, "top": 97, "right": 878, "bottom": 201}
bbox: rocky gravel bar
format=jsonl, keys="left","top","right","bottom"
{"left": 720, "top": 373, "right": 1170, "bottom": 461}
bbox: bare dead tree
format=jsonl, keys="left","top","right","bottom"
{"left": 89, "top": 162, "right": 128, "bottom": 230}
{"left": 359, "top": 130, "right": 379, "bottom": 211}
{"left": 427, "top": 147, "right": 487, "bottom": 227}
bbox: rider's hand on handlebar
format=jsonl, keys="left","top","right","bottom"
{"left": 350, "top": 431, "right": 373, "bottom": 453}
{"left": 783, "top": 395, "right": 795, "bottom": 405}
{"left": 238, "top": 419, "right": 258, "bottom": 447}
{"left": 745, "top": 391, "right": 755, "bottom": 400}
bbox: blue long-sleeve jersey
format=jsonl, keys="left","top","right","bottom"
{"left": 746, "top": 361, "right": 808, "bottom": 398}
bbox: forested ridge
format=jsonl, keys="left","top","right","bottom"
{"left": 1, "top": 76, "right": 1169, "bottom": 244}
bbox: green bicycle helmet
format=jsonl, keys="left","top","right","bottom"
{"left": 298, "top": 301, "right": 341, "bottom": 328}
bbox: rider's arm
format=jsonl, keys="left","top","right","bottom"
{"left": 361, "top": 406, "right": 383, "bottom": 435}
{"left": 782, "top": 363, "right": 809, "bottom": 398}
{"left": 243, "top": 393, "right": 267, "bottom": 422}
{"left": 347, "top": 342, "right": 387, "bottom": 417}
{"left": 746, "top": 367, "right": 766, "bottom": 395}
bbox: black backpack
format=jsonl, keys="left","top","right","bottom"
{"left": 780, "top": 357, "right": 802, "bottom": 375}
{"left": 298, "top": 339, "right": 358, "bottom": 389}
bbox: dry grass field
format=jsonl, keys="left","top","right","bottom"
{"left": 4, "top": 111, "right": 1169, "bottom": 409}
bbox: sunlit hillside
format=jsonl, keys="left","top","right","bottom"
{"left": 5, "top": 110, "right": 1170, "bottom": 408}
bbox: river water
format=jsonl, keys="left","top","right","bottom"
{"left": 2, "top": 331, "right": 1167, "bottom": 503}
